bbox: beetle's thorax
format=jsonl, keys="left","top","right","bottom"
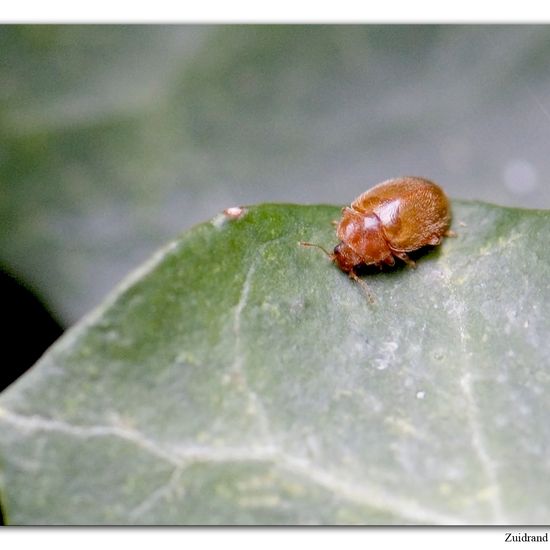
{"left": 335, "top": 208, "right": 392, "bottom": 268}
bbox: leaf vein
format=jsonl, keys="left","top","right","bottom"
{"left": 441, "top": 260, "right": 506, "bottom": 524}
{"left": 0, "top": 407, "right": 465, "bottom": 525}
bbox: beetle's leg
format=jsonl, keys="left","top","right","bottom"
{"left": 331, "top": 220, "right": 338, "bottom": 227}
{"left": 444, "top": 229, "right": 458, "bottom": 238}
{"left": 348, "top": 270, "right": 376, "bottom": 304}
{"left": 392, "top": 251, "right": 417, "bottom": 269}
{"left": 383, "top": 255, "right": 395, "bottom": 267}
{"left": 428, "top": 235, "right": 442, "bottom": 246}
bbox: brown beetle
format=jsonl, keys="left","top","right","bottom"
{"left": 301, "top": 176, "right": 453, "bottom": 299}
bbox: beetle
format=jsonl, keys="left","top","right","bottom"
{"left": 300, "top": 176, "right": 453, "bottom": 299}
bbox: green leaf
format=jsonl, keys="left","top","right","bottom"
{"left": 1, "top": 201, "right": 549, "bottom": 525}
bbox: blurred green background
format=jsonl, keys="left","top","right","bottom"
{"left": 1, "top": 25, "right": 550, "bottom": 325}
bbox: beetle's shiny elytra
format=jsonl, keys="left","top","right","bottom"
{"left": 300, "top": 176, "right": 452, "bottom": 298}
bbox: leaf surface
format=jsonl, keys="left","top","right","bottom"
{"left": 1, "top": 201, "right": 549, "bottom": 525}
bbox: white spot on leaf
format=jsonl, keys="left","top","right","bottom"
{"left": 374, "top": 342, "right": 398, "bottom": 371}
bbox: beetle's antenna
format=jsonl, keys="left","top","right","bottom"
{"left": 298, "top": 241, "right": 333, "bottom": 259}
{"left": 349, "top": 270, "right": 376, "bottom": 304}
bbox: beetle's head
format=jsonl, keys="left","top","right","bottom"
{"left": 332, "top": 241, "right": 363, "bottom": 273}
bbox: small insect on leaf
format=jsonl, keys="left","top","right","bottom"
{"left": 301, "top": 176, "right": 452, "bottom": 299}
